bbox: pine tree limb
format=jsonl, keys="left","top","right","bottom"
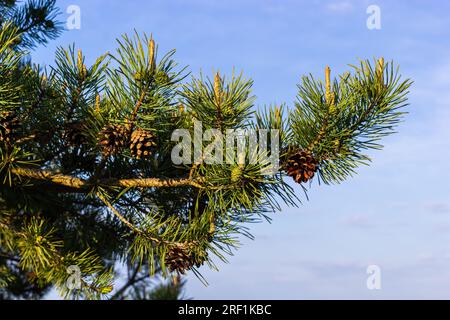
{"left": 9, "top": 167, "right": 205, "bottom": 191}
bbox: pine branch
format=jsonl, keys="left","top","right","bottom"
{"left": 290, "top": 58, "right": 411, "bottom": 183}
{"left": 9, "top": 167, "right": 205, "bottom": 191}
{"left": 97, "top": 191, "right": 201, "bottom": 254}
{"left": 0, "top": 23, "right": 413, "bottom": 298}
{"left": 10, "top": 0, "right": 62, "bottom": 49}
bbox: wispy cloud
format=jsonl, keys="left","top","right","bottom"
{"left": 426, "top": 203, "right": 450, "bottom": 214}
{"left": 341, "top": 215, "right": 375, "bottom": 229}
{"left": 326, "top": 1, "right": 354, "bottom": 13}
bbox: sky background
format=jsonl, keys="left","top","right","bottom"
{"left": 33, "top": 0, "right": 450, "bottom": 299}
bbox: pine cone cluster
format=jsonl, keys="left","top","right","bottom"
{"left": 98, "top": 124, "right": 156, "bottom": 158}
{"left": 283, "top": 149, "right": 319, "bottom": 184}
{"left": 129, "top": 128, "right": 156, "bottom": 159}
{"left": 165, "top": 244, "right": 207, "bottom": 274}
{"left": 0, "top": 111, "right": 20, "bottom": 143}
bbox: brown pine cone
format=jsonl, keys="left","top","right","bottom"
{"left": 98, "top": 124, "right": 130, "bottom": 156}
{"left": 129, "top": 128, "right": 156, "bottom": 159}
{"left": 284, "top": 149, "right": 319, "bottom": 184}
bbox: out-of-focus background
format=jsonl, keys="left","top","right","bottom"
{"left": 34, "top": 0, "right": 450, "bottom": 299}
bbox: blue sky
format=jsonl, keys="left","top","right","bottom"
{"left": 33, "top": 0, "right": 450, "bottom": 299}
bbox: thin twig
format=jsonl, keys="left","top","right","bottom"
{"left": 96, "top": 191, "right": 141, "bottom": 234}
{"left": 96, "top": 191, "right": 187, "bottom": 249}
